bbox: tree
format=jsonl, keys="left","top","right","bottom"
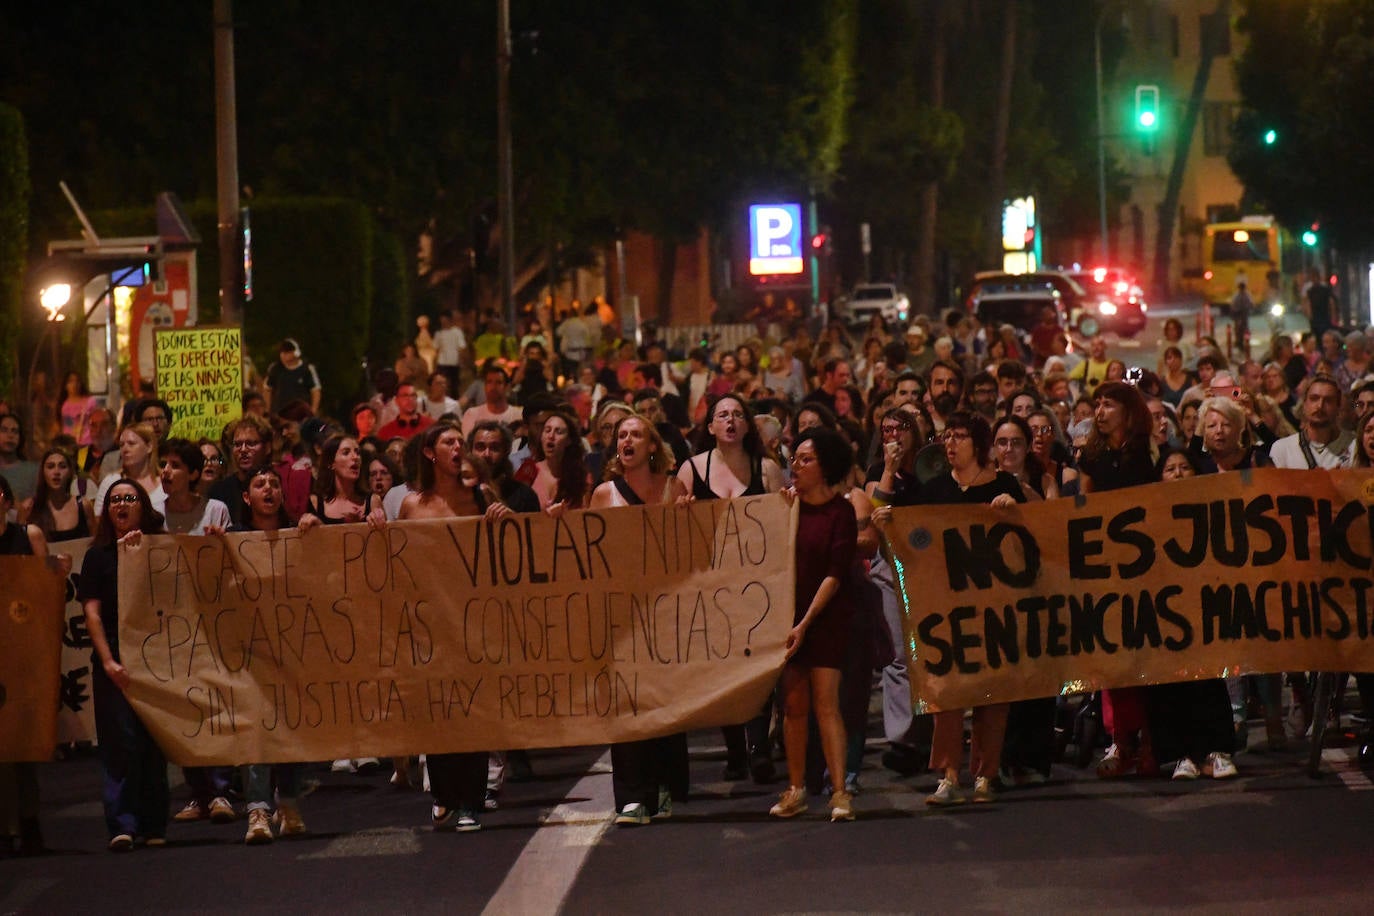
{"left": 1231, "top": 0, "right": 1374, "bottom": 249}
{"left": 0, "top": 103, "right": 27, "bottom": 400}
{"left": 1153, "top": 0, "right": 1229, "bottom": 294}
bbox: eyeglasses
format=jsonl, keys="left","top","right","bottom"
{"left": 203, "top": 456, "right": 224, "bottom": 465}
{"left": 713, "top": 410, "right": 746, "bottom": 422}
{"left": 880, "top": 424, "right": 909, "bottom": 436}
{"left": 1029, "top": 425, "right": 1054, "bottom": 437}
{"left": 232, "top": 440, "right": 261, "bottom": 450}
{"left": 940, "top": 430, "right": 971, "bottom": 444}
{"left": 108, "top": 493, "right": 139, "bottom": 506}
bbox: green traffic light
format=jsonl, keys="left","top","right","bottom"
{"left": 1263, "top": 129, "right": 1277, "bottom": 145}
{"left": 1138, "top": 111, "right": 1156, "bottom": 129}
{"left": 1302, "top": 230, "right": 1318, "bottom": 247}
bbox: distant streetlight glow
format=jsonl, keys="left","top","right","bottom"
{"left": 39, "top": 283, "right": 72, "bottom": 321}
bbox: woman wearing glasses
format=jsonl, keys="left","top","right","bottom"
{"left": 916, "top": 412, "right": 1025, "bottom": 805}
{"left": 678, "top": 394, "right": 785, "bottom": 782}
{"left": 78, "top": 479, "right": 169, "bottom": 850}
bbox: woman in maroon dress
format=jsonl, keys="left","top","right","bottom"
{"left": 769, "top": 428, "right": 859, "bottom": 822}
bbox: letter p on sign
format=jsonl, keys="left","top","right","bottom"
{"left": 749, "top": 203, "right": 804, "bottom": 276}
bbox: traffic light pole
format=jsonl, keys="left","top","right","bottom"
{"left": 214, "top": 0, "right": 243, "bottom": 328}
{"left": 1094, "top": 7, "right": 1110, "bottom": 265}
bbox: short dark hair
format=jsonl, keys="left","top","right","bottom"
{"left": 481, "top": 359, "right": 510, "bottom": 383}
{"left": 161, "top": 437, "right": 205, "bottom": 475}
{"left": 943, "top": 410, "right": 993, "bottom": 464}
{"left": 634, "top": 363, "right": 662, "bottom": 386}
{"left": 792, "top": 427, "right": 853, "bottom": 486}
{"left": 995, "top": 361, "right": 1027, "bottom": 383}
{"left": 138, "top": 398, "right": 173, "bottom": 424}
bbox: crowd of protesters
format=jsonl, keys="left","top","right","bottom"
{"left": 5, "top": 295, "right": 1374, "bottom": 855}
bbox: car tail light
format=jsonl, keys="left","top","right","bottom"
{"left": 1204, "top": 270, "right": 1213, "bottom": 280}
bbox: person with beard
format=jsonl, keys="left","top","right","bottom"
{"left": 803, "top": 358, "right": 852, "bottom": 413}
{"left": 966, "top": 371, "right": 998, "bottom": 422}
{"left": 467, "top": 421, "right": 540, "bottom": 514}
{"left": 208, "top": 415, "right": 274, "bottom": 527}
{"left": 1268, "top": 375, "right": 1353, "bottom": 470}
{"left": 924, "top": 359, "right": 964, "bottom": 435}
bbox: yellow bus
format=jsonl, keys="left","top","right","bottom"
{"left": 1202, "top": 217, "right": 1298, "bottom": 310}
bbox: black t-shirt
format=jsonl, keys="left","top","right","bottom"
{"left": 266, "top": 360, "right": 321, "bottom": 413}
{"left": 1078, "top": 446, "right": 1156, "bottom": 492}
{"left": 209, "top": 475, "right": 248, "bottom": 528}
{"left": 77, "top": 542, "right": 122, "bottom": 662}
{"left": 919, "top": 470, "right": 1026, "bottom": 506}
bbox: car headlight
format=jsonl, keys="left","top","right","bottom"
{"left": 1099, "top": 301, "right": 1118, "bottom": 316}
{"left": 1270, "top": 302, "right": 1285, "bottom": 318}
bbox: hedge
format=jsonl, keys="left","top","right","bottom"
{"left": 0, "top": 104, "right": 29, "bottom": 401}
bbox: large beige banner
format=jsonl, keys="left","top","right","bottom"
{"left": 884, "top": 468, "right": 1374, "bottom": 712}
{"left": 0, "top": 557, "right": 65, "bottom": 762}
{"left": 119, "top": 494, "right": 796, "bottom": 765}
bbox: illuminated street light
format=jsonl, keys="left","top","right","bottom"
{"left": 39, "top": 283, "right": 72, "bottom": 321}
{"left": 1263, "top": 128, "right": 1277, "bottom": 145}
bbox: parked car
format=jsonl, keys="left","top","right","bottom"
{"left": 964, "top": 271, "right": 1091, "bottom": 318}
{"left": 970, "top": 289, "right": 1068, "bottom": 355}
{"left": 1063, "top": 267, "right": 1149, "bottom": 338}
{"left": 841, "top": 283, "right": 910, "bottom": 328}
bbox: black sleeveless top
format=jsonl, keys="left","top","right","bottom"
{"left": 0, "top": 522, "right": 35, "bottom": 555}
{"left": 309, "top": 492, "right": 375, "bottom": 524}
{"left": 34, "top": 504, "right": 90, "bottom": 542}
{"left": 689, "top": 449, "right": 765, "bottom": 500}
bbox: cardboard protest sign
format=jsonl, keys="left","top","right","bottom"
{"left": 0, "top": 557, "right": 65, "bottom": 761}
{"left": 883, "top": 468, "right": 1374, "bottom": 712}
{"left": 118, "top": 494, "right": 796, "bottom": 765}
{"left": 51, "top": 538, "right": 96, "bottom": 744}
{"left": 154, "top": 326, "right": 243, "bottom": 440}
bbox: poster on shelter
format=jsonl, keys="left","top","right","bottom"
{"left": 119, "top": 495, "right": 796, "bottom": 765}
{"left": 0, "top": 557, "right": 65, "bottom": 761}
{"left": 884, "top": 469, "right": 1374, "bottom": 712}
{"left": 154, "top": 326, "right": 243, "bottom": 440}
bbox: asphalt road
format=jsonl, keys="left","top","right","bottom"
{"left": 1092, "top": 296, "right": 1303, "bottom": 375}
{"left": 4, "top": 704, "right": 1372, "bottom": 915}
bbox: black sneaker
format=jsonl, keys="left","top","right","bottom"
{"left": 455, "top": 808, "right": 481, "bottom": 833}
{"left": 432, "top": 805, "right": 457, "bottom": 832}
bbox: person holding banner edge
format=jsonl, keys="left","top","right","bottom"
{"left": 678, "top": 394, "right": 785, "bottom": 784}
{"left": 769, "top": 428, "right": 859, "bottom": 822}
{"left": 395, "top": 420, "right": 512, "bottom": 833}
{"left": 1079, "top": 382, "right": 1161, "bottom": 779}
{"left": 77, "top": 478, "right": 170, "bottom": 851}
{"left": 589, "top": 413, "right": 690, "bottom": 826}
{"left": 913, "top": 411, "right": 1025, "bottom": 805}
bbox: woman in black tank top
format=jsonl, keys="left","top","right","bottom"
{"left": 675, "top": 395, "right": 782, "bottom": 782}
{"left": 24, "top": 448, "right": 94, "bottom": 543}
{"left": 301, "top": 435, "right": 384, "bottom": 527}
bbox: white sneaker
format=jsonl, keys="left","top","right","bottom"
{"left": 330, "top": 759, "right": 356, "bottom": 774}
{"left": 925, "top": 778, "right": 965, "bottom": 806}
{"left": 1172, "top": 758, "right": 1200, "bottom": 780}
{"left": 1205, "top": 752, "right": 1238, "bottom": 779}
{"left": 971, "top": 776, "right": 996, "bottom": 803}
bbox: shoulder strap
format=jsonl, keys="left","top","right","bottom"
{"left": 1297, "top": 432, "right": 1319, "bottom": 470}
{"left": 612, "top": 477, "right": 643, "bottom": 506}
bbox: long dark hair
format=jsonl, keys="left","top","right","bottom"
{"left": 415, "top": 421, "right": 465, "bottom": 493}
{"left": 29, "top": 447, "right": 78, "bottom": 536}
{"left": 1083, "top": 381, "right": 1153, "bottom": 463}
{"left": 538, "top": 409, "right": 590, "bottom": 506}
{"left": 693, "top": 394, "right": 764, "bottom": 458}
{"left": 314, "top": 435, "right": 370, "bottom": 503}
{"left": 93, "top": 478, "right": 165, "bottom": 546}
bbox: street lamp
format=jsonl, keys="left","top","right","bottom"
{"left": 39, "top": 283, "right": 72, "bottom": 321}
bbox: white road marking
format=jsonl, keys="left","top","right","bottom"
{"left": 1323, "top": 747, "right": 1373, "bottom": 790}
{"left": 482, "top": 750, "right": 615, "bottom": 916}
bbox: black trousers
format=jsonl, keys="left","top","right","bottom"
{"left": 1145, "top": 679, "right": 1234, "bottom": 764}
{"left": 1002, "top": 697, "right": 1058, "bottom": 776}
{"left": 611, "top": 733, "right": 689, "bottom": 812}
{"left": 428, "top": 752, "right": 487, "bottom": 811}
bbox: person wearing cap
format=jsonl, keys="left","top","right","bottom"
{"left": 905, "top": 325, "right": 935, "bottom": 376}
{"left": 264, "top": 338, "right": 322, "bottom": 416}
